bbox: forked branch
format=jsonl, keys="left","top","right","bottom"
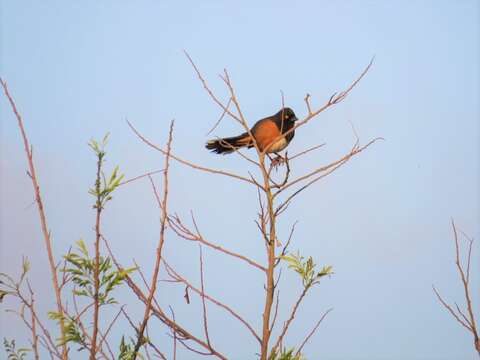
{"left": 132, "top": 120, "right": 174, "bottom": 359}
{"left": 433, "top": 220, "right": 479, "bottom": 355}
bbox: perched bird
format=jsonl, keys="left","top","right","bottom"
{"left": 205, "top": 108, "right": 298, "bottom": 158}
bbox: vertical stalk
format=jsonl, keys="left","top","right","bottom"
{"left": 29, "top": 285, "right": 40, "bottom": 360}
{"left": 259, "top": 155, "right": 276, "bottom": 360}
{"left": 90, "top": 153, "right": 103, "bottom": 360}
{"left": 132, "top": 121, "right": 174, "bottom": 359}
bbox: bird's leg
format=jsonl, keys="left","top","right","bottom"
{"left": 270, "top": 152, "right": 286, "bottom": 169}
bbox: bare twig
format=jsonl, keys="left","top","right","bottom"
{"left": 127, "top": 119, "right": 261, "bottom": 188}
{"left": 70, "top": 297, "right": 111, "bottom": 359}
{"left": 119, "top": 169, "right": 164, "bottom": 187}
{"left": 295, "top": 308, "right": 333, "bottom": 356}
{"left": 275, "top": 137, "right": 382, "bottom": 216}
{"left": 433, "top": 220, "right": 479, "bottom": 355}
{"left": 433, "top": 286, "right": 471, "bottom": 331}
{"left": 163, "top": 259, "right": 261, "bottom": 343}
{"left": 206, "top": 97, "right": 233, "bottom": 135}
{"left": 103, "top": 235, "right": 228, "bottom": 359}
{"left": 26, "top": 281, "right": 40, "bottom": 360}
{"left": 184, "top": 51, "right": 241, "bottom": 124}
{"left": 288, "top": 143, "right": 326, "bottom": 162}
{"left": 198, "top": 245, "right": 213, "bottom": 349}
{"left": 169, "top": 306, "right": 178, "bottom": 360}
{"left": 121, "top": 308, "right": 168, "bottom": 360}
{"left": 275, "top": 222, "right": 298, "bottom": 267}
{"left": 1, "top": 78, "right": 68, "bottom": 359}
{"left": 304, "top": 93, "right": 312, "bottom": 115}
{"left": 270, "top": 290, "right": 281, "bottom": 333}
{"left": 186, "top": 53, "right": 262, "bottom": 158}
{"left": 269, "top": 57, "right": 375, "bottom": 156}
{"left": 271, "top": 284, "right": 311, "bottom": 354}
{"left": 97, "top": 306, "right": 124, "bottom": 354}
{"left": 169, "top": 213, "right": 266, "bottom": 272}
{"left": 132, "top": 120, "right": 174, "bottom": 359}
{"left": 275, "top": 137, "right": 382, "bottom": 198}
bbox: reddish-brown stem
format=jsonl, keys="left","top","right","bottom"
{"left": 259, "top": 155, "right": 277, "bottom": 360}
{"left": 271, "top": 285, "right": 311, "bottom": 354}
{"left": 169, "top": 213, "right": 267, "bottom": 272}
{"left": 273, "top": 57, "right": 375, "bottom": 149}
{"left": 163, "top": 259, "right": 261, "bottom": 343}
{"left": 127, "top": 119, "right": 259, "bottom": 187}
{"left": 119, "top": 169, "right": 164, "bottom": 187}
{"left": 198, "top": 245, "right": 213, "bottom": 349}
{"left": 97, "top": 306, "right": 124, "bottom": 354}
{"left": 433, "top": 220, "right": 480, "bottom": 355}
{"left": 1, "top": 78, "right": 68, "bottom": 359}
{"left": 295, "top": 308, "right": 333, "bottom": 356}
{"left": 132, "top": 121, "right": 174, "bottom": 359}
{"left": 169, "top": 306, "right": 178, "bottom": 360}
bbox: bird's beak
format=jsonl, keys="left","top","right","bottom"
{"left": 292, "top": 116, "right": 298, "bottom": 122}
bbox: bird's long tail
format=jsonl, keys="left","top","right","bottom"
{"left": 205, "top": 133, "right": 253, "bottom": 154}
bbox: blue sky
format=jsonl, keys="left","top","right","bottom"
{"left": 1, "top": 1, "right": 479, "bottom": 359}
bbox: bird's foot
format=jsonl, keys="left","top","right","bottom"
{"left": 270, "top": 154, "right": 286, "bottom": 170}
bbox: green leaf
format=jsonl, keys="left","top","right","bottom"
{"left": 282, "top": 251, "right": 333, "bottom": 288}
{"left": 48, "top": 311, "right": 64, "bottom": 321}
{"left": 76, "top": 239, "right": 89, "bottom": 257}
{"left": 3, "top": 338, "right": 31, "bottom": 360}
{"left": 102, "top": 132, "right": 110, "bottom": 146}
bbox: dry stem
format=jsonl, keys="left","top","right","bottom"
{"left": 132, "top": 120, "right": 174, "bottom": 359}
{"left": 1, "top": 78, "right": 68, "bottom": 359}
{"left": 433, "top": 220, "right": 479, "bottom": 355}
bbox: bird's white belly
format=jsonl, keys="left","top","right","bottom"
{"left": 266, "top": 137, "right": 288, "bottom": 153}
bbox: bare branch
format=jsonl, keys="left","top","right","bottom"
{"left": 276, "top": 137, "right": 382, "bottom": 198}
{"left": 455, "top": 302, "right": 473, "bottom": 329}
{"left": 288, "top": 143, "right": 326, "bottom": 162}
{"left": 296, "top": 308, "right": 333, "bottom": 356}
{"left": 1, "top": 78, "right": 68, "bottom": 359}
{"left": 275, "top": 222, "right": 298, "bottom": 267}
{"left": 269, "top": 57, "right": 375, "bottom": 154}
{"left": 163, "top": 259, "right": 261, "bottom": 343}
{"left": 119, "top": 169, "right": 164, "bottom": 187}
{"left": 184, "top": 51, "right": 241, "bottom": 124}
{"left": 432, "top": 285, "right": 472, "bottom": 331}
{"left": 206, "top": 97, "right": 233, "bottom": 135}
{"left": 198, "top": 245, "right": 213, "bottom": 349}
{"left": 169, "top": 306, "right": 178, "bottom": 360}
{"left": 26, "top": 281, "right": 40, "bottom": 360}
{"left": 97, "top": 306, "right": 124, "bottom": 354}
{"left": 271, "top": 284, "right": 311, "bottom": 354}
{"left": 304, "top": 93, "right": 312, "bottom": 115}
{"left": 270, "top": 290, "right": 280, "bottom": 333}
{"left": 450, "top": 220, "right": 480, "bottom": 354}
{"left": 275, "top": 137, "right": 382, "bottom": 216}
{"left": 127, "top": 119, "right": 261, "bottom": 187}
{"left": 103, "top": 235, "right": 229, "bottom": 359}
{"left": 169, "top": 213, "right": 266, "bottom": 272}
{"left": 132, "top": 120, "right": 174, "bottom": 359}
{"left": 219, "top": 69, "right": 262, "bottom": 156}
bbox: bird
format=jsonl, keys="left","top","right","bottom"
{"left": 205, "top": 107, "right": 298, "bottom": 160}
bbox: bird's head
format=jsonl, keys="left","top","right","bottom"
{"left": 277, "top": 107, "right": 298, "bottom": 122}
